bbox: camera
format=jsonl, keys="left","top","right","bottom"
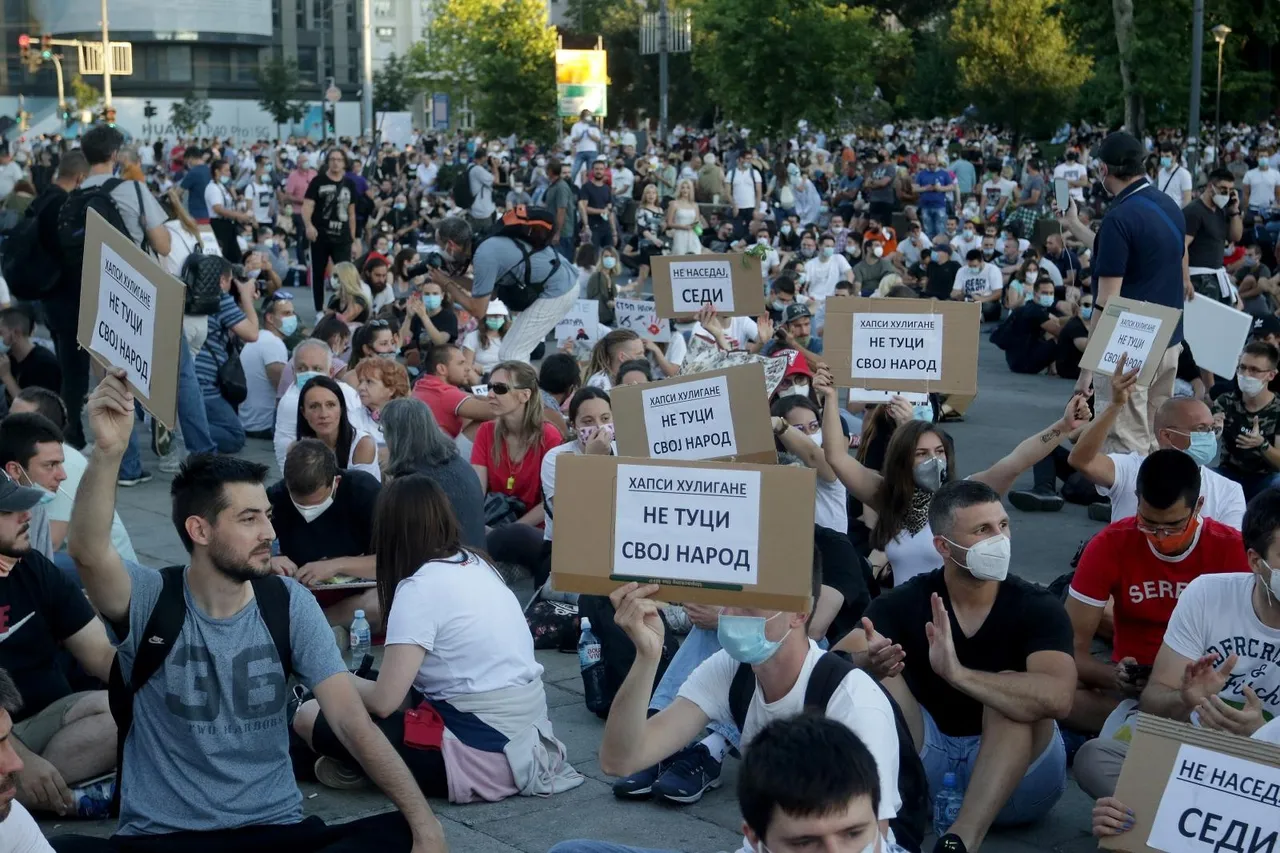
{"left": 405, "top": 251, "right": 446, "bottom": 280}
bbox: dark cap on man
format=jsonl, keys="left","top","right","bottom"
{"left": 782, "top": 303, "right": 811, "bottom": 324}
{"left": 1097, "top": 132, "right": 1145, "bottom": 169}
{"left": 0, "top": 476, "right": 46, "bottom": 513}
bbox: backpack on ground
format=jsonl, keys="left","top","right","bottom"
{"left": 490, "top": 205, "right": 562, "bottom": 311}
{"left": 729, "top": 651, "right": 929, "bottom": 853}
{"left": 451, "top": 163, "right": 477, "bottom": 209}
{"left": 1, "top": 190, "right": 65, "bottom": 300}
{"left": 57, "top": 178, "right": 148, "bottom": 279}
{"left": 106, "top": 566, "right": 292, "bottom": 816}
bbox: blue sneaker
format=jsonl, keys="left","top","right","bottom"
{"left": 653, "top": 743, "right": 722, "bottom": 804}
{"left": 612, "top": 761, "right": 664, "bottom": 799}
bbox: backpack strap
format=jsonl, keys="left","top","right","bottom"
{"left": 107, "top": 565, "right": 187, "bottom": 815}
{"left": 129, "top": 179, "right": 152, "bottom": 256}
{"left": 802, "top": 650, "right": 859, "bottom": 712}
{"left": 728, "top": 661, "right": 755, "bottom": 733}
{"left": 250, "top": 574, "right": 293, "bottom": 678}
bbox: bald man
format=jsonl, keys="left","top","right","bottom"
{"left": 1068, "top": 393, "right": 1245, "bottom": 528}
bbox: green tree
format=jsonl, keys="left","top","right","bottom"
{"left": 687, "top": 0, "right": 909, "bottom": 137}
{"left": 255, "top": 57, "right": 309, "bottom": 138}
{"left": 410, "top": 0, "right": 558, "bottom": 141}
{"left": 69, "top": 74, "right": 102, "bottom": 116}
{"left": 170, "top": 94, "right": 213, "bottom": 136}
{"left": 951, "top": 0, "right": 1092, "bottom": 140}
{"left": 900, "top": 22, "right": 962, "bottom": 120}
{"left": 373, "top": 53, "right": 417, "bottom": 112}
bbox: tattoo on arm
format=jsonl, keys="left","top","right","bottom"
{"left": 1040, "top": 428, "right": 1062, "bottom": 444}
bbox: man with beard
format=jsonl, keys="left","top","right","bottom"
{"left": 0, "top": 472, "right": 116, "bottom": 820}
{"left": 0, "top": 667, "right": 57, "bottom": 851}
{"left": 56, "top": 369, "right": 445, "bottom": 852}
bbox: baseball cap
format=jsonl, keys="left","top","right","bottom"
{"left": 593, "top": 154, "right": 609, "bottom": 164}
{"left": 1097, "top": 132, "right": 1145, "bottom": 169}
{"left": 1253, "top": 314, "right": 1280, "bottom": 338}
{"left": 781, "top": 303, "right": 812, "bottom": 324}
{"left": 487, "top": 299, "right": 510, "bottom": 317}
{"left": 0, "top": 473, "right": 46, "bottom": 513}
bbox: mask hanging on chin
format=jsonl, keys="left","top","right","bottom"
{"left": 292, "top": 484, "right": 336, "bottom": 523}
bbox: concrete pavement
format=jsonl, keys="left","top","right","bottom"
{"left": 42, "top": 329, "right": 1108, "bottom": 853}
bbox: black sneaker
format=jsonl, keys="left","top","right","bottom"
{"left": 1008, "top": 487, "right": 1064, "bottom": 513}
{"left": 117, "top": 471, "right": 153, "bottom": 487}
{"left": 151, "top": 420, "right": 172, "bottom": 457}
{"left": 611, "top": 762, "right": 664, "bottom": 799}
{"left": 933, "top": 834, "right": 969, "bottom": 853}
{"left": 652, "top": 743, "right": 722, "bottom": 804}
{"left": 1087, "top": 501, "right": 1113, "bottom": 523}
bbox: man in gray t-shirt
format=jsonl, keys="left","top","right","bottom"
{"left": 433, "top": 216, "right": 580, "bottom": 364}
{"left": 58, "top": 372, "right": 445, "bottom": 850}
{"left": 76, "top": 174, "right": 168, "bottom": 250}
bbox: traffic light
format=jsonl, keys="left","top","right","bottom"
{"left": 17, "top": 34, "right": 30, "bottom": 67}
{"left": 143, "top": 100, "right": 157, "bottom": 118}
{"left": 39, "top": 34, "right": 52, "bottom": 60}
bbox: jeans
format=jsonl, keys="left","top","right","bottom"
{"left": 47, "top": 317, "right": 89, "bottom": 448}
{"left": 558, "top": 233, "right": 577, "bottom": 262}
{"left": 1213, "top": 466, "right": 1280, "bottom": 501}
{"left": 120, "top": 341, "right": 215, "bottom": 475}
{"left": 571, "top": 151, "right": 596, "bottom": 184}
{"left": 648, "top": 627, "right": 741, "bottom": 750}
{"left": 204, "top": 392, "right": 246, "bottom": 454}
{"left": 920, "top": 206, "right": 948, "bottom": 238}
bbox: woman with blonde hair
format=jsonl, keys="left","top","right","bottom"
{"left": 874, "top": 273, "right": 905, "bottom": 298}
{"left": 665, "top": 179, "right": 705, "bottom": 255}
{"left": 583, "top": 329, "right": 645, "bottom": 391}
{"left": 328, "top": 261, "right": 371, "bottom": 324}
{"left": 633, "top": 182, "right": 666, "bottom": 287}
{"left": 470, "top": 360, "right": 563, "bottom": 571}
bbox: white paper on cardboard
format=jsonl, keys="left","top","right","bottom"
{"left": 641, "top": 375, "right": 738, "bottom": 460}
{"left": 850, "top": 312, "right": 944, "bottom": 382}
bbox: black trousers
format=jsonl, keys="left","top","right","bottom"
{"left": 210, "top": 218, "right": 243, "bottom": 263}
{"left": 310, "top": 239, "right": 353, "bottom": 312}
{"left": 49, "top": 813, "right": 412, "bottom": 853}
{"left": 47, "top": 314, "right": 90, "bottom": 448}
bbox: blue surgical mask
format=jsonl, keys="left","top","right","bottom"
{"left": 1261, "top": 157, "right": 1271, "bottom": 169}
{"left": 394, "top": 203, "right": 406, "bottom": 211}
{"left": 717, "top": 613, "right": 790, "bottom": 665}
{"left": 219, "top": 175, "right": 231, "bottom": 185}
{"left": 279, "top": 315, "right": 299, "bottom": 336}
{"left": 19, "top": 468, "right": 55, "bottom": 504}
{"left": 1081, "top": 306, "right": 1093, "bottom": 321}
{"left": 423, "top": 294, "right": 444, "bottom": 311}
{"left": 1036, "top": 294, "right": 1054, "bottom": 307}
{"left": 485, "top": 316, "right": 505, "bottom": 330}
{"left": 1160, "top": 156, "right": 1172, "bottom": 168}
{"left": 821, "top": 246, "right": 834, "bottom": 259}
{"left": 296, "top": 370, "right": 324, "bottom": 389}
{"left": 913, "top": 403, "right": 932, "bottom": 422}
{"left": 603, "top": 256, "right": 617, "bottom": 270}
{"left": 1183, "top": 431, "right": 1219, "bottom": 467}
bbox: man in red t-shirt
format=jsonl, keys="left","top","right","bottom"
{"left": 410, "top": 344, "right": 493, "bottom": 439}
{"left": 1065, "top": 449, "right": 1247, "bottom": 740}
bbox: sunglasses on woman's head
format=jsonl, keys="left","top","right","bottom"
{"left": 367, "top": 319, "right": 390, "bottom": 329}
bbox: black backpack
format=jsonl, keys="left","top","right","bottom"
{"left": 1, "top": 188, "right": 65, "bottom": 300}
{"left": 180, "top": 251, "right": 227, "bottom": 316}
{"left": 729, "top": 652, "right": 929, "bottom": 853}
{"left": 451, "top": 164, "right": 477, "bottom": 209}
{"left": 57, "top": 178, "right": 149, "bottom": 278}
{"left": 106, "top": 566, "right": 292, "bottom": 816}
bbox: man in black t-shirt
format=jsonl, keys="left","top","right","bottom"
{"left": 267, "top": 439, "right": 381, "bottom": 630}
{"left": 0, "top": 308, "right": 61, "bottom": 406}
{"left": 995, "top": 279, "right": 1065, "bottom": 375}
{"left": 578, "top": 157, "right": 617, "bottom": 249}
{"left": 838, "top": 480, "right": 1076, "bottom": 853}
{"left": 923, "top": 244, "right": 960, "bottom": 300}
{"left": 303, "top": 149, "right": 361, "bottom": 312}
{"left": 0, "top": 475, "right": 116, "bottom": 818}
{"left": 1183, "top": 168, "right": 1242, "bottom": 305}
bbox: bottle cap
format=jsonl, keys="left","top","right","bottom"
{"left": 354, "top": 609, "right": 365, "bottom": 619}
{"left": 942, "top": 771, "right": 957, "bottom": 786}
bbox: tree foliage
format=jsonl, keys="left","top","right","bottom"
{"left": 169, "top": 94, "right": 213, "bottom": 136}
{"left": 687, "top": 0, "right": 909, "bottom": 137}
{"left": 410, "top": 0, "right": 558, "bottom": 141}
{"left": 373, "top": 53, "right": 417, "bottom": 112}
{"left": 951, "top": 0, "right": 1092, "bottom": 137}
{"left": 254, "top": 57, "right": 309, "bottom": 130}
{"left": 69, "top": 75, "right": 102, "bottom": 114}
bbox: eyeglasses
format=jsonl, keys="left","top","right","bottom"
{"left": 1238, "top": 363, "right": 1274, "bottom": 377}
{"left": 490, "top": 382, "right": 525, "bottom": 396}
{"left": 1136, "top": 513, "right": 1194, "bottom": 538}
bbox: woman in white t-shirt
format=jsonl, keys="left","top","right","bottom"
{"left": 461, "top": 299, "right": 510, "bottom": 382}
{"left": 293, "top": 473, "right": 583, "bottom": 801}
{"left": 772, "top": 395, "right": 870, "bottom": 642}
{"left": 818, "top": 379, "right": 1089, "bottom": 587}
{"left": 541, "top": 386, "right": 616, "bottom": 545}
{"left": 583, "top": 329, "right": 645, "bottom": 391}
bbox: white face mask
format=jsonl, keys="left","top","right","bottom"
{"left": 1212, "top": 193, "right": 1231, "bottom": 209}
{"left": 292, "top": 482, "right": 336, "bottom": 523}
{"left": 1260, "top": 559, "right": 1280, "bottom": 603}
{"left": 943, "top": 533, "right": 1011, "bottom": 582}
{"left": 809, "top": 430, "right": 824, "bottom": 449}
{"left": 1238, "top": 373, "right": 1268, "bottom": 396}
{"left": 780, "top": 382, "right": 810, "bottom": 397}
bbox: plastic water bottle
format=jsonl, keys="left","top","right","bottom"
{"left": 578, "top": 617, "right": 607, "bottom": 714}
{"left": 933, "top": 772, "right": 964, "bottom": 837}
{"left": 348, "top": 610, "right": 372, "bottom": 670}
{"left": 72, "top": 775, "right": 116, "bottom": 819}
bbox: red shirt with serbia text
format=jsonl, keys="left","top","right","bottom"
{"left": 1069, "top": 517, "right": 1248, "bottom": 665}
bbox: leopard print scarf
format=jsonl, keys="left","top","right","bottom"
{"left": 903, "top": 488, "right": 932, "bottom": 536}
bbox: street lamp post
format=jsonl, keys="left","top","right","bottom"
{"left": 1213, "top": 24, "right": 1231, "bottom": 167}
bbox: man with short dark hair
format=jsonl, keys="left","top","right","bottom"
{"left": 0, "top": 308, "right": 59, "bottom": 405}
{"left": 1059, "top": 131, "right": 1186, "bottom": 455}
{"left": 1183, "top": 167, "right": 1243, "bottom": 306}
{"left": 951, "top": 249, "right": 1002, "bottom": 321}
{"left": 58, "top": 370, "right": 444, "bottom": 851}
{"left": 1212, "top": 341, "right": 1280, "bottom": 499}
{"left": 180, "top": 147, "right": 212, "bottom": 222}
{"left": 579, "top": 156, "right": 617, "bottom": 249}
{"left": 268, "top": 439, "right": 381, "bottom": 630}
{"left": 840, "top": 480, "right": 1076, "bottom": 853}
{"left": 302, "top": 148, "right": 360, "bottom": 312}
{"left": 544, "top": 157, "right": 579, "bottom": 260}
{"left": 410, "top": 343, "right": 493, "bottom": 439}
{"left": 0, "top": 667, "right": 58, "bottom": 849}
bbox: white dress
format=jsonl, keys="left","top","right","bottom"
{"left": 669, "top": 206, "right": 702, "bottom": 256}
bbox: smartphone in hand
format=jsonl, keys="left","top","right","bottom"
{"left": 1054, "top": 177, "right": 1070, "bottom": 214}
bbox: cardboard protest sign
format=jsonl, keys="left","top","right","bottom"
{"left": 1184, "top": 296, "right": 1252, "bottom": 379}
{"left": 77, "top": 209, "right": 184, "bottom": 429}
{"left": 612, "top": 363, "right": 776, "bottom": 464}
{"left": 822, "top": 297, "right": 981, "bottom": 395}
{"left": 1081, "top": 296, "right": 1183, "bottom": 387}
{"left": 1101, "top": 713, "right": 1280, "bottom": 853}
{"left": 651, "top": 253, "right": 765, "bottom": 319}
{"left": 615, "top": 297, "right": 672, "bottom": 343}
{"left": 551, "top": 455, "right": 816, "bottom": 610}
{"left": 555, "top": 299, "right": 600, "bottom": 342}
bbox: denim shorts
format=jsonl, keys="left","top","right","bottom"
{"left": 919, "top": 707, "right": 1067, "bottom": 826}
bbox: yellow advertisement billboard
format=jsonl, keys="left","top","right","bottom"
{"left": 556, "top": 49, "right": 608, "bottom": 117}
